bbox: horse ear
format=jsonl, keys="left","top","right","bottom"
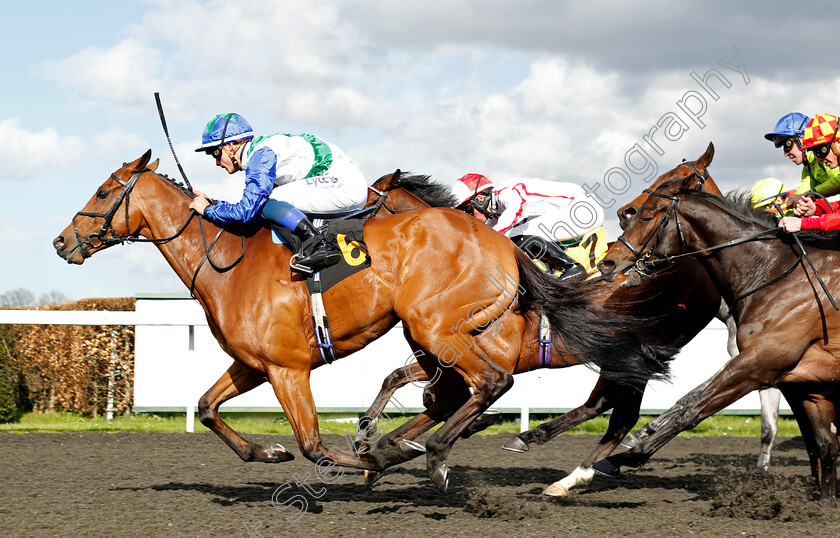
{"left": 147, "top": 158, "right": 160, "bottom": 172}
{"left": 696, "top": 142, "right": 715, "bottom": 169}
{"left": 392, "top": 169, "right": 401, "bottom": 187}
{"left": 131, "top": 149, "right": 153, "bottom": 173}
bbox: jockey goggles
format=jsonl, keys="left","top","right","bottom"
{"left": 457, "top": 192, "right": 493, "bottom": 217}
{"left": 774, "top": 136, "right": 800, "bottom": 152}
{"left": 810, "top": 120, "right": 839, "bottom": 159}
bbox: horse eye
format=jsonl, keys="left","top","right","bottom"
{"left": 97, "top": 190, "right": 109, "bottom": 199}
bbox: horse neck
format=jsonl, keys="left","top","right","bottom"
{"left": 678, "top": 194, "right": 780, "bottom": 309}
{"left": 132, "top": 173, "right": 267, "bottom": 304}
{"left": 389, "top": 189, "right": 430, "bottom": 211}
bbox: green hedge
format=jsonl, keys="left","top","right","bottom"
{"left": 0, "top": 328, "right": 18, "bottom": 423}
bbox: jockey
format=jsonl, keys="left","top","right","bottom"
{"left": 764, "top": 112, "right": 840, "bottom": 201}
{"left": 778, "top": 114, "right": 840, "bottom": 233}
{"left": 452, "top": 173, "right": 605, "bottom": 280}
{"left": 750, "top": 177, "right": 793, "bottom": 215}
{"left": 189, "top": 113, "right": 368, "bottom": 273}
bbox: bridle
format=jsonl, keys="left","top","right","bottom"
{"left": 72, "top": 168, "right": 245, "bottom": 296}
{"left": 365, "top": 174, "right": 421, "bottom": 216}
{"left": 617, "top": 161, "right": 710, "bottom": 273}
{"left": 615, "top": 163, "right": 807, "bottom": 303}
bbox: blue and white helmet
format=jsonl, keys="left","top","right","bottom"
{"left": 195, "top": 113, "right": 254, "bottom": 152}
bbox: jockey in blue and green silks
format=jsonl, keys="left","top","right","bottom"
{"left": 189, "top": 113, "right": 368, "bottom": 273}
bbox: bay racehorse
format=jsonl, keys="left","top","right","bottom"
{"left": 352, "top": 167, "right": 723, "bottom": 495}
{"left": 597, "top": 156, "right": 840, "bottom": 506}
{"left": 52, "top": 151, "right": 668, "bottom": 491}
{"left": 616, "top": 143, "right": 782, "bottom": 474}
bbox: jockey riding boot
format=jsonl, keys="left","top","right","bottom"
{"left": 261, "top": 200, "right": 341, "bottom": 273}
{"left": 512, "top": 235, "right": 586, "bottom": 281}
{"left": 290, "top": 218, "right": 342, "bottom": 273}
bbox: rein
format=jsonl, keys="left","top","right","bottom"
{"left": 366, "top": 175, "right": 415, "bottom": 216}
{"left": 72, "top": 169, "right": 246, "bottom": 296}
{"left": 622, "top": 183, "right": 835, "bottom": 305}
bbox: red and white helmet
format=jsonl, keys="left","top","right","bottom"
{"left": 452, "top": 173, "right": 494, "bottom": 206}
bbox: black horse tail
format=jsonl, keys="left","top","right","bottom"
{"left": 513, "top": 248, "right": 676, "bottom": 385}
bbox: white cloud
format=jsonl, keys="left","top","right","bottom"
{"left": 0, "top": 118, "right": 85, "bottom": 180}
{"left": 39, "top": 39, "right": 164, "bottom": 105}
{"left": 94, "top": 127, "right": 149, "bottom": 156}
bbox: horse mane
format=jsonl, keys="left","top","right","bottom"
{"left": 397, "top": 174, "right": 458, "bottom": 208}
{"left": 155, "top": 171, "right": 194, "bottom": 197}
{"left": 692, "top": 189, "right": 837, "bottom": 245}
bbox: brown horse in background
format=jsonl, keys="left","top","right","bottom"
{"left": 597, "top": 154, "right": 840, "bottom": 506}
{"left": 353, "top": 167, "right": 721, "bottom": 495}
{"left": 52, "top": 151, "right": 667, "bottom": 491}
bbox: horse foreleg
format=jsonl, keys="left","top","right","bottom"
{"left": 265, "top": 364, "right": 425, "bottom": 472}
{"left": 757, "top": 387, "right": 782, "bottom": 473}
{"left": 622, "top": 378, "right": 714, "bottom": 449}
{"left": 543, "top": 382, "right": 644, "bottom": 496}
{"left": 592, "top": 348, "right": 779, "bottom": 476}
{"left": 198, "top": 362, "right": 293, "bottom": 463}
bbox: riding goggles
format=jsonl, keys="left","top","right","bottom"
{"left": 774, "top": 136, "right": 801, "bottom": 152}
{"left": 809, "top": 120, "right": 840, "bottom": 159}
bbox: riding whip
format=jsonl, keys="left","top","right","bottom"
{"left": 154, "top": 92, "right": 193, "bottom": 190}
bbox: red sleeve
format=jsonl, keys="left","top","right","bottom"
{"left": 807, "top": 212, "right": 840, "bottom": 232}
{"left": 813, "top": 198, "right": 840, "bottom": 216}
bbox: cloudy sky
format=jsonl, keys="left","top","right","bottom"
{"left": 2, "top": 0, "right": 838, "bottom": 302}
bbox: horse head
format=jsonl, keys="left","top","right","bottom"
{"left": 53, "top": 150, "right": 160, "bottom": 264}
{"left": 617, "top": 142, "right": 719, "bottom": 230}
{"left": 601, "top": 154, "right": 715, "bottom": 282}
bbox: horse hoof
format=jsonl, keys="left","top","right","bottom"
{"left": 543, "top": 482, "right": 569, "bottom": 497}
{"left": 262, "top": 443, "right": 294, "bottom": 462}
{"left": 431, "top": 464, "right": 449, "bottom": 492}
{"left": 591, "top": 458, "right": 620, "bottom": 478}
{"left": 397, "top": 439, "right": 426, "bottom": 458}
{"left": 502, "top": 436, "right": 529, "bottom": 453}
{"left": 364, "top": 470, "right": 383, "bottom": 488}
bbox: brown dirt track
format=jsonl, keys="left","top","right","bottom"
{"left": 2, "top": 431, "right": 840, "bottom": 537}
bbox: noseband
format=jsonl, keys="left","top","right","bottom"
{"left": 618, "top": 189, "right": 687, "bottom": 273}
{"left": 71, "top": 171, "right": 147, "bottom": 258}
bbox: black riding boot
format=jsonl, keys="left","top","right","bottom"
{"left": 512, "top": 235, "right": 586, "bottom": 281}
{"left": 290, "top": 218, "right": 342, "bottom": 273}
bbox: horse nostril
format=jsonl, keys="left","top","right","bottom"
{"left": 53, "top": 236, "right": 65, "bottom": 250}
{"left": 598, "top": 260, "right": 615, "bottom": 274}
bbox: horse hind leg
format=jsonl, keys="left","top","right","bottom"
{"left": 423, "top": 354, "right": 514, "bottom": 492}
{"left": 198, "top": 361, "right": 294, "bottom": 463}
{"left": 757, "top": 387, "right": 781, "bottom": 473}
{"left": 354, "top": 361, "right": 425, "bottom": 451}
{"left": 507, "top": 376, "right": 625, "bottom": 453}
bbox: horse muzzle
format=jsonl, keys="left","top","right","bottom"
{"left": 53, "top": 234, "right": 88, "bottom": 265}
